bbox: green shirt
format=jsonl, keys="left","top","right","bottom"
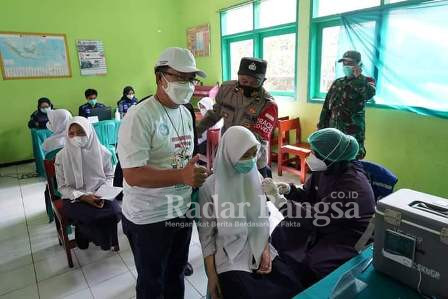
{"left": 318, "top": 75, "right": 375, "bottom": 159}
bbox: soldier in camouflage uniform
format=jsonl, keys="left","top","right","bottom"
{"left": 197, "top": 57, "right": 278, "bottom": 177}
{"left": 317, "top": 51, "right": 376, "bottom": 159}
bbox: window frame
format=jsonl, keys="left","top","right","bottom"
{"left": 308, "top": 0, "right": 437, "bottom": 111}
{"left": 220, "top": 1, "right": 298, "bottom": 99}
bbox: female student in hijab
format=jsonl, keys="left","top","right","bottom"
{"left": 196, "top": 97, "right": 223, "bottom": 155}
{"left": 28, "top": 97, "right": 53, "bottom": 129}
{"left": 42, "top": 109, "right": 72, "bottom": 155}
{"left": 262, "top": 128, "right": 375, "bottom": 287}
{"left": 55, "top": 116, "right": 122, "bottom": 250}
{"left": 117, "top": 86, "right": 138, "bottom": 117}
{"left": 197, "top": 126, "right": 303, "bottom": 299}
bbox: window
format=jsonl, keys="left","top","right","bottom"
{"left": 229, "top": 40, "right": 254, "bottom": 80}
{"left": 319, "top": 26, "right": 341, "bottom": 94}
{"left": 310, "top": 0, "right": 448, "bottom": 117}
{"left": 259, "top": 0, "right": 297, "bottom": 28}
{"left": 314, "top": 0, "right": 380, "bottom": 17}
{"left": 221, "top": 4, "right": 253, "bottom": 35}
{"left": 221, "top": 0, "right": 298, "bottom": 98}
{"left": 263, "top": 33, "right": 296, "bottom": 93}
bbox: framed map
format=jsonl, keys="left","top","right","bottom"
{"left": 0, "top": 32, "right": 71, "bottom": 80}
{"left": 187, "top": 24, "right": 210, "bottom": 57}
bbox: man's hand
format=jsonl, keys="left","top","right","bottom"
{"left": 182, "top": 155, "right": 208, "bottom": 188}
{"left": 257, "top": 244, "right": 272, "bottom": 274}
{"left": 80, "top": 194, "right": 104, "bottom": 208}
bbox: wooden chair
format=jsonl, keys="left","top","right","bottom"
{"left": 277, "top": 118, "right": 311, "bottom": 184}
{"left": 268, "top": 116, "right": 290, "bottom": 166}
{"left": 44, "top": 159, "right": 77, "bottom": 268}
{"left": 198, "top": 129, "right": 221, "bottom": 172}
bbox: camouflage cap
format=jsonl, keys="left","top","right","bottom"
{"left": 238, "top": 57, "right": 267, "bottom": 81}
{"left": 338, "top": 50, "right": 361, "bottom": 64}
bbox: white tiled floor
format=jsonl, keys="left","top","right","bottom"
{"left": 0, "top": 163, "right": 297, "bottom": 299}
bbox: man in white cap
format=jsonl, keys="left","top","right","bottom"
{"left": 118, "top": 47, "right": 208, "bottom": 299}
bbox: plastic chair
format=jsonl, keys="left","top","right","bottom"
{"left": 268, "top": 116, "right": 290, "bottom": 167}
{"left": 198, "top": 129, "right": 221, "bottom": 172}
{"left": 359, "top": 160, "right": 398, "bottom": 201}
{"left": 354, "top": 161, "right": 398, "bottom": 252}
{"left": 44, "top": 159, "right": 77, "bottom": 268}
{"left": 277, "top": 118, "right": 311, "bottom": 184}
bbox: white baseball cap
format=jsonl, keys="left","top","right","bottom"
{"left": 155, "top": 47, "right": 207, "bottom": 78}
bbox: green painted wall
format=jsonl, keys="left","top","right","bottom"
{"left": 178, "top": 0, "right": 448, "bottom": 198}
{"left": 0, "top": 0, "right": 183, "bottom": 164}
{"left": 1, "top": 0, "right": 447, "bottom": 198}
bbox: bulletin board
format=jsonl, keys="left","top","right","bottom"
{"left": 76, "top": 40, "right": 108, "bottom": 76}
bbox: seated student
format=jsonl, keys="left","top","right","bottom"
{"left": 79, "top": 89, "right": 106, "bottom": 118}
{"left": 197, "top": 126, "right": 303, "bottom": 299}
{"left": 55, "top": 116, "right": 121, "bottom": 250}
{"left": 197, "top": 97, "right": 223, "bottom": 155}
{"left": 28, "top": 97, "right": 53, "bottom": 129}
{"left": 117, "top": 86, "right": 138, "bottom": 117}
{"left": 262, "top": 128, "right": 375, "bottom": 287}
{"left": 42, "top": 109, "right": 72, "bottom": 155}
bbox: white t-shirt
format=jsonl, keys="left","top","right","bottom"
{"left": 117, "top": 97, "right": 194, "bottom": 225}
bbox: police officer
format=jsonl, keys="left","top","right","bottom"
{"left": 78, "top": 88, "right": 106, "bottom": 118}
{"left": 317, "top": 51, "right": 376, "bottom": 160}
{"left": 197, "top": 57, "right": 278, "bottom": 177}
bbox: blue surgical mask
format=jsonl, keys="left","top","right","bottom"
{"left": 234, "top": 158, "right": 256, "bottom": 174}
{"left": 40, "top": 107, "right": 51, "bottom": 114}
{"left": 343, "top": 66, "right": 354, "bottom": 77}
{"left": 88, "top": 99, "right": 97, "bottom": 106}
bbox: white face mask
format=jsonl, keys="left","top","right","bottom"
{"left": 40, "top": 107, "right": 51, "bottom": 114}
{"left": 162, "top": 74, "right": 194, "bottom": 105}
{"left": 126, "top": 94, "right": 134, "bottom": 100}
{"left": 69, "top": 136, "right": 89, "bottom": 148}
{"left": 306, "top": 152, "right": 328, "bottom": 172}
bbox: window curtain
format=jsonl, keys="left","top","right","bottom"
{"left": 337, "top": 0, "right": 448, "bottom": 118}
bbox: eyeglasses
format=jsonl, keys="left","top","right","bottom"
{"left": 162, "top": 72, "right": 201, "bottom": 85}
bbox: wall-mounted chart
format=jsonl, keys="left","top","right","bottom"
{"left": 76, "top": 40, "right": 107, "bottom": 76}
{"left": 0, "top": 32, "right": 71, "bottom": 80}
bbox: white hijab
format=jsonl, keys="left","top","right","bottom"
{"left": 198, "top": 97, "right": 214, "bottom": 116}
{"left": 214, "top": 126, "right": 270, "bottom": 270}
{"left": 59, "top": 116, "right": 109, "bottom": 191}
{"left": 43, "top": 109, "right": 72, "bottom": 153}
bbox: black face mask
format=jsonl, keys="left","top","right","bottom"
{"left": 238, "top": 83, "right": 258, "bottom": 97}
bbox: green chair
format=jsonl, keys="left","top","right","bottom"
{"left": 43, "top": 149, "right": 62, "bottom": 222}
